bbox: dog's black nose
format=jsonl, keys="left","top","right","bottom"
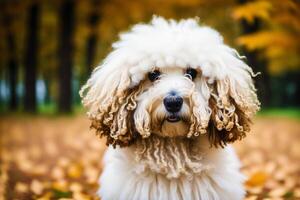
{"left": 163, "top": 95, "right": 183, "bottom": 113}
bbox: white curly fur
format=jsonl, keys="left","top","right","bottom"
{"left": 80, "top": 16, "right": 260, "bottom": 200}
{"left": 99, "top": 136, "right": 246, "bottom": 200}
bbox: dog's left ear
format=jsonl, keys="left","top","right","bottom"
{"left": 80, "top": 55, "right": 142, "bottom": 147}
{"left": 208, "top": 53, "right": 260, "bottom": 147}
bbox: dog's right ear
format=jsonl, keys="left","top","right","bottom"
{"left": 80, "top": 56, "right": 141, "bottom": 147}
{"left": 206, "top": 51, "right": 260, "bottom": 147}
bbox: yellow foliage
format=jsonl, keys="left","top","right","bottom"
{"left": 237, "top": 30, "right": 300, "bottom": 74}
{"left": 274, "top": 14, "right": 300, "bottom": 32}
{"left": 237, "top": 31, "right": 297, "bottom": 51}
{"left": 268, "top": 52, "right": 300, "bottom": 75}
{"left": 246, "top": 171, "right": 268, "bottom": 187}
{"left": 232, "top": 1, "right": 272, "bottom": 24}
{"left": 163, "top": 0, "right": 202, "bottom": 7}
{"left": 233, "top": 0, "right": 300, "bottom": 74}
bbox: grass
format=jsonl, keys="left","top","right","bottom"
{"left": 2, "top": 103, "right": 300, "bottom": 119}
{"left": 258, "top": 107, "right": 300, "bottom": 119}
{"left": 0, "top": 103, "right": 85, "bottom": 117}
{"left": 37, "top": 103, "right": 85, "bottom": 116}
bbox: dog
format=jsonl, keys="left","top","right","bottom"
{"left": 80, "top": 16, "right": 260, "bottom": 200}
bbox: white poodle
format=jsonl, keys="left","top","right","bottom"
{"left": 80, "top": 16, "right": 260, "bottom": 200}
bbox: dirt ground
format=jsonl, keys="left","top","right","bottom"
{"left": 0, "top": 115, "right": 300, "bottom": 200}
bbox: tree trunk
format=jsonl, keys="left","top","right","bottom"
{"left": 289, "top": 72, "right": 300, "bottom": 107}
{"left": 44, "top": 78, "right": 51, "bottom": 104}
{"left": 85, "top": 3, "right": 101, "bottom": 76}
{"left": 5, "top": 14, "right": 18, "bottom": 110}
{"left": 86, "top": 34, "right": 97, "bottom": 76}
{"left": 295, "top": 81, "right": 300, "bottom": 107}
{"left": 58, "top": 0, "right": 75, "bottom": 113}
{"left": 24, "top": 3, "right": 39, "bottom": 112}
{"left": 8, "top": 53, "right": 18, "bottom": 110}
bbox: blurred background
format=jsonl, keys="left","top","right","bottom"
{"left": 0, "top": 0, "right": 300, "bottom": 200}
{"left": 0, "top": 0, "right": 299, "bottom": 113}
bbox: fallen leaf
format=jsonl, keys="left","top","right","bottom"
{"left": 51, "top": 166, "right": 65, "bottom": 180}
{"left": 30, "top": 179, "right": 44, "bottom": 195}
{"left": 269, "top": 187, "right": 289, "bottom": 197}
{"left": 36, "top": 192, "right": 52, "bottom": 200}
{"left": 244, "top": 196, "right": 258, "bottom": 200}
{"left": 67, "top": 163, "right": 83, "bottom": 179}
{"left": 15, "top": 182, "right": 29, "bottom": 193}
{"left": 294, "top": 188, "right": 300, "bottom": 197}
{"left": 69, "top": 182, "right": 83, "bottom": 192}
{"left": 73, "top": 191, "right": 92, "bottom": 200}
{"left": 52, "top": 180, "right": 69, "bottom": 192}
{"left": 246, "top": 171, "right": 268, "bottom": 187}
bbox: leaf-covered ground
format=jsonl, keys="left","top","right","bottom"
{"left": 0, "top": 115, "right": 299, "bottom": 200}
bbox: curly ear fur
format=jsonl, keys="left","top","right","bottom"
{"left": 80, "top": 63, "right": 145, "bottom": 147}
{"left": 187, "top": 77, "right": 211, "bottom": 138}
{"left": 208, "top": 75, "right": 260, "bottom": 147}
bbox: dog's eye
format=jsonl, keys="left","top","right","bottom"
{"left": 185, "top": 68, "right": 197, "bottom": 80}
{"left": 148, "top": 70, "right": 161, "bottom": 82}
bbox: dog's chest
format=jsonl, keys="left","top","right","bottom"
{"left": 133, "top": 136, "right": 212, "bottom": 179}
{"left": 99, "top": 139, "right": 245, "bottom": 200}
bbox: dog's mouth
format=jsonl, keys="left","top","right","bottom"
{"left": 166, "top": 114, "right": 181, "bottom": 123}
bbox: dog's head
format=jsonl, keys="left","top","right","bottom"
{"left": 80, "top": 17, "right": 260, "bottom": 148}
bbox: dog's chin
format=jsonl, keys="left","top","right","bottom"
{"left": 154, "top": 115, "right": 190, "bottom": 137}
{"left": 167, "top": 112, "right": 191, "bottom": 123}
{"left": 166, "top": 115, "right": 181, "bottom": 123}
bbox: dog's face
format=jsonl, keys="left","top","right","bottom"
{"left": 135, "top": 67, "right": 195, "bottom": 138}
{"left": 80, "top": 17, "right": 260, "bottom": 147}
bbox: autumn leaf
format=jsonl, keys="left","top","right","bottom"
{"left": 236, "top": 31, "right": 297, "bottom": 51}
{"left": 15, "top": 182, "right": 29, "bottom": 193}
{"left": 67, "top": 163, "right": 83, "bottom": 179}
{"left": 232, "top": 1, "right": 272, "bottom": 24}
{"left": 246, "top": 171, "right": 268, "bottom": 187}
{"left": 30, "top": 179, "right": 44, "bottom": 195}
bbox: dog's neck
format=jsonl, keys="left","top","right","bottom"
{"left": 133, "top": 135, "right": 212, "bottom": 178}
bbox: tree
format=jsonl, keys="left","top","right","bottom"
{"left": 241, "top": 18, "right": 271, "bottom": 107}
{"left": 234, "top": 0, "right": 271, "bottom": 107}
{"left": 58, "top": 0, "right": 75, "bottom": 113}
{"left": 233, "top": 0, "right": 300, "bottom": 107}
{"left": 2, "top": 4, "right": 19, "bottom": 110}
{"left": 7, "top": 28, "right": 18, "bottom": 110}
{"left": 39, "top": 1, "right": 59, "bottom": 106}
{"left": 24, "top": 3, "right": 40, "bottom": 112}
{"left": 85, "top": 0, "right": 102, "bottom": 76}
